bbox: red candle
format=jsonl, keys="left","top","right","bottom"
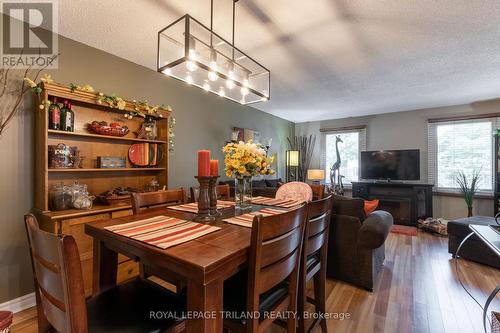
{"left": 198, "top": 150, "right": 211, "bottom": 176}
{"left": 210, "top": 159, "right": 219, "bottom": 176}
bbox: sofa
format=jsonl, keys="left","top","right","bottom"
{"left": 219, "top": 178, "right": 283, "bottom": 198}
{"left": 327, "top": 195, "right": 393, "bottom": 291}
{"left": 447, "top": 216, "right": 500, "bottom": 269}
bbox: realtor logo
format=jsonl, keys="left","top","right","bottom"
{"left": 0, "top": 0, "right": 58, "bottom": 68}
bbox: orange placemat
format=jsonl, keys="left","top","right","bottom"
{"left": 223, "top": 208, "right": 285, "bottom": 228}
{"left": 168, "top": 201, "right": 234, "bottom": 214}
{"left": 250, "top": 196, "right": 301, "bottom": 208}
{"left": 105, "top": 215, "right": 220, "bottom": 249}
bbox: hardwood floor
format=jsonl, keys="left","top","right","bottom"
{"left": 10, "top": 231, "right": 500, "bottom": 333}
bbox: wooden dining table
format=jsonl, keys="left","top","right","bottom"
{"left": 84, "top": 205, "right": 261, "bottom": 333}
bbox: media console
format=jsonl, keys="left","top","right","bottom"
{"left": 351, "top": 181, "right": 434, "bottom": 226}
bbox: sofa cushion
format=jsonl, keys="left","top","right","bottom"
{"left": 364, "top": 200, "right": 379, "bottom": 215}
{"left": 265, "top": 178, "right": 283, "bottom": 188}
{"left": 252, "top": 179, "right": 267, "bottom": 188}
{"left": 332, "top": 195, "right": 366, "bottom": 222}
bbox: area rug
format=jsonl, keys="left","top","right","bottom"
{"left": 390, "top": 224, "right": 418, "bottom": 236}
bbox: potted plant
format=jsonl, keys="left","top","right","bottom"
{"left": 456, "top": 169, "right": 481, "bottom": 217}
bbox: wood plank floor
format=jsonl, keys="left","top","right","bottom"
{"left": 10, "top": 231, "right": 500, "bottom": 333}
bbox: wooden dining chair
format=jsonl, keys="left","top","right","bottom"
{"left": 309, "top": 184, "right": 325, "bottom": 200}
{"left": 131, "top": 189, "right": 187, "bottom": 291}
{"left": 190, "top": 184, "right": 230, "bottom": 202}
{"left": 223, "top": 204, "right": 308, "bottom": 333}
{"left": 24, "top": 213, "right": 186, "bottom": 333}
{"left": 131, "top": 188, "right": 186, "bottom": 214}
{"left": 298, "top": 195, "right": 333, "bottom": 333}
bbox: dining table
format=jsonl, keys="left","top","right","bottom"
{"left": 85, "top": 204, "right": 264, "bottom": 333}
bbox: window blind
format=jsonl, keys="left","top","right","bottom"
{"left": 427, "top": 117, "right": 498, "bottom": 191}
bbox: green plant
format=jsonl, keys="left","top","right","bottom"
{"left": 456, "top": 168, "right": 481, "bottom": 209}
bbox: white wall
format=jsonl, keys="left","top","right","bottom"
{"left": 296, "top": 101, "right": 500, "bottom": 219}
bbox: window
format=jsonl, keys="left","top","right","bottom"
{"left": 428, "top": 119, "right": 494, "bottom": 191}
{"left": 321, "top": 128, "right": 366, "bottom": 185}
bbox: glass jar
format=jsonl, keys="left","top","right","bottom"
{"left": 49, "top": 182, "right": 72, "bottom": 211}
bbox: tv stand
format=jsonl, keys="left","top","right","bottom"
{"left": 352, "top": 181, "right": 433, "bottom": 226}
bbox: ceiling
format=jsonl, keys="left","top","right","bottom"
{"left": 54, "top": 1, "right": 500, "bottom": 122}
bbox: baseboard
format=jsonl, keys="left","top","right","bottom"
{"left": 0, "top": 293, "right": 36, "bottom": 313}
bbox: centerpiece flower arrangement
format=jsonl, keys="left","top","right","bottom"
{"left": 222, "top": 140, "right": 275, "bottom": 209}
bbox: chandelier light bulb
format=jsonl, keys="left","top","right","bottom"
{"left": 240, "top": 97, "right": 246, "bottom": 104}
{"left": 203, "top": 80, "right": 210, "bottom": 91}
{"left": 186, "top": 60, "right": 198, "bottom": 72}
{"left": 240, "top": 86, "right": 249, "bottom": 96}
{"left": 226, "top": 79, "right": 235, "bottom": 90}
{"left": 208, "top": 70, "right": 218, "bottom": 81}
{"left": 209, "top": 49, "right": 217, "bottom": 71}
{"left": 186, "top": 73, "right": 193, "bottom": 85}
{"left": 218, "top": 87, "right": 225, "bottom": 97}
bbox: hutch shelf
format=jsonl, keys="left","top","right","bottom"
{"left": 32, "top": 82, "right": 171, "bottom": 295}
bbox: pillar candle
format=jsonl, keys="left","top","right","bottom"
{"left": 210, "top": 159, "right": 219, "bottom": 176}
{"left": 198, "top": 150, "right": 211, "bottom": 176}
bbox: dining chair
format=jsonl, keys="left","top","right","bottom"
{"left": 223, "top": 204, "right": 308, "bottom": 333}
{"left": 131, "top": 189, "right": 187, "bottom": 291}
{"left": 131, "top": 188, "right": 187, "bottom": 213}
{"left": 298, "top": 195, "right": 333, "bottom": 333}
{"left": 190, "top": 184, "right": 230, "bottom": 202}
{"left": 24, "top": 213, "right": 186, "bottom": 333}
{"left": 309, "top": 184, "right": 325, "bottom": 200}
{"left": 275, "top": 181, "right": 313, "bottom": 202}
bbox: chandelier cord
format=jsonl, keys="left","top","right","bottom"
{"left": 232, "top": 0, "right": 235, "bottom": 60}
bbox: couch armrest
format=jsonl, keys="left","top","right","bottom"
{"left": 358, "top": 211, "right": 393, "bottom": 250}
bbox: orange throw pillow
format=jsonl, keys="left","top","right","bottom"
{"left": 364, "top": 199, "right": 379, "bottom": 216}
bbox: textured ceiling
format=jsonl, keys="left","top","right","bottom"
{"left": 52, "top": 1, "right": 500, "bottom": 122}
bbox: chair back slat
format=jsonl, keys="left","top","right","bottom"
{"left": 258, "top": 248, "right": 300, "bottom": 294}
{"left": 247, "top": 204, "right": 307, "bottom": 305}
{"left": 131, "top": 189, "right": 186, "bottom": 214}
{"left": 25, "top": 214, "right": 87, "bottom": 333}
{"left": 190, "top": 184, "right": 230, "bottom": 202}
{"left": 302, "top": 195, "right": 333, "bottom": 274}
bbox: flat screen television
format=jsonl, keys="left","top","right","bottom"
{"left": 360, "top": 149, "right": 420, "bottom": 181}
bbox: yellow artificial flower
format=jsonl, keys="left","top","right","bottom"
{"left": 40, "top": 74, "right": 53, "bottom": 84}
{"left": 23, "top": 77, "right": 37, "bottom": 88}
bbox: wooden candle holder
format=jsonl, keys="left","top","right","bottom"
{"left": 194, "top": 176, "right": 215, "bottom": 222}
{"left": 209, "top": 176, "right": 221, "bottom": 217}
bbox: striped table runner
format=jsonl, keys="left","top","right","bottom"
{"left": 223, "top": 208, "right": 285, "bottom": 228}
{"left": 250, "top": 196, "right": 301, "bottom": 208}
{"left": 105, "top": 215, "right": 220, "bottom": 249}
{"left": 168, "top": 200, "right": 235, "bottom": 214}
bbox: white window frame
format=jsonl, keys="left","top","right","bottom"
{"left": 320, "top": 127, "right": 367, "bottom": 186}
{"left": 427, "top": 117, "right": 498, "bottom": 193}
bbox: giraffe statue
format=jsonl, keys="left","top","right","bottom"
{"left": 329, "top": 136, "right": 343, "bottom": 193}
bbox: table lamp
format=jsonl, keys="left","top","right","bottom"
{"left": 307, "top": 169, "right": 325, "bottom": 185}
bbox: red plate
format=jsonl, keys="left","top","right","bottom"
{"left": 128, "top": 143, "right": 153, "bottom": 167}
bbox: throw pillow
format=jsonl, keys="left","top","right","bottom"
{"left": 364, "top": 199, "right": 379, "bottom": 215}
{"left": 265, "top": 178, "right": 283, "bottom": 188}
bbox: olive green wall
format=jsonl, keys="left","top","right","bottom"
{"left": 0, "top": 34, "right": 292, "bottom": 304}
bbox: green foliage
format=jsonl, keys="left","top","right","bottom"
{"left": 456, "top": 168, "right": 481, "bottom": 208}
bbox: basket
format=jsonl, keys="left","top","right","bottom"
{"left": 97, "top": 194, "right": 131, "bottom": 206}
{"left": 492, "top": 311, "right": 500, "bottom": 333}
{"left": 88, "top": 123, "right": 129, "bottom": 137}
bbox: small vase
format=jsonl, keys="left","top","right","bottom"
{"left": 235, "top": 176, "right": 252, "bottom": 211}
{"left": 468, "top": 207, "right": 473, "bottom": 217}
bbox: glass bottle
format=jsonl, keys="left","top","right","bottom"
{"left": 48, "top": 97, "right": 61, "bottom": 130}
{"left": 59, "top": 100, "right": 69, "bottom": 131}
{"left": 61, "top": 102, "right": 75, "bottom": 132}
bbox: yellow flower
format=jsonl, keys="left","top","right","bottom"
{"left": 23, "top": 77, "right": 37, "bottom": 88}
{"left": 81, "top": 84, "right": 94, "bottom": 92}
{"left": 40, "top": 74, "right": 53, "bottom": 84}
{"left": 116, "top": 98, "right": 126, "bottom": 110}
{"left": 238, "top": 166, "right": 246, "bottom": 174}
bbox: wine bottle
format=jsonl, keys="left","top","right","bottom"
{"left": 48, "top": 97, "right": 61, "bottom": 130}
{"left": 65, "top": 102, "right": 75, "bottom": 132}
{"left": 60, "top": 100, "right": 69, "bottom": 131}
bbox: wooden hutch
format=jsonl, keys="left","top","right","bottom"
{"left": 32, "top": 82, "right": 170, "bottom": 296}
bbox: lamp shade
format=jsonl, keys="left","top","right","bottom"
{"left": 286, "top": 150, "right": 300, "bottom": 167}
{"left": 307, "top": 169, "right": 325, "bottom": 181}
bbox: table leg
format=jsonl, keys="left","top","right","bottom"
{"left": 92, "top": 238, "right": 118, "bottom": 295}
{"left": 456, "top": 232, "right": 474, "bottom": 258}
{"left": 186, "top": 279, "right": 224, "bottom": 333}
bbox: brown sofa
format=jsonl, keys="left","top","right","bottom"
{"left": 219, "top": 178, "right": 282, "bottom": 198}
{"left": 327, "top": 195, "right": 393, "bottom": 291}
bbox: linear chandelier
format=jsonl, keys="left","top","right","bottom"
{"left": 157, "top": 0, "right": 270, "bottom": 105}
